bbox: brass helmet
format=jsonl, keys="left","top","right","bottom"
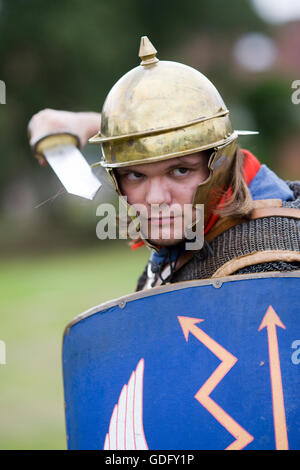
{"left": 90, "top": 37, "right": 254, "bottom": 225}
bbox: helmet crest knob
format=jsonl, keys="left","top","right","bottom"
{"left": 139, "top": 36, "right": 159, "bottom": 66}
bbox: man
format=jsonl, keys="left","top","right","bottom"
{"left": 28, "top": 37, "right": 300, "bottom": 291}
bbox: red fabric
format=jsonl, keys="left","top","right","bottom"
{"left": 241, "top": 149, "right": 262, "bottom": 186}
{"left": 131, "top": 240, "right": 145, "bottom": 250}
{"left": 131, "top": 149, "right": 261, "bottom": 249}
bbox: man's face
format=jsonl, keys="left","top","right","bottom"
{"left": 116, "top": 152, "right": 210, "bottom": 246}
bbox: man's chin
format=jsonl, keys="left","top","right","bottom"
{"left": 147, "top": 237, "right": 184, "bottom": 247}
{"left": 141, "top": 222, "right": 186, "bottom": 247}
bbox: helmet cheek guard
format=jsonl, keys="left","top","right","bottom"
{"left": 193, "top": 138, "right": 238, "bottom": 225}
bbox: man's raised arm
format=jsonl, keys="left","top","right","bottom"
{"left": 27, "top": 109, "right": 101, "bottom": 165}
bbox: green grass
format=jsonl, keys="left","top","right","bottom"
{"left": 0, "top": 242, "right": 149, "bottom": 449}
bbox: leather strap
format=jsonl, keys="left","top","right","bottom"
{"left": 212, "top": 250, "right": 300, "bottom": 278}
{"left": 206, "top": 200, "right": 300, "bottom": 243}
{"left": 250, "top": 207, "right": 300, "bottom": 220}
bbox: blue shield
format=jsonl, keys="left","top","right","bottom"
{"left": 62, "top": 272, "right": 300, "bottom": 450}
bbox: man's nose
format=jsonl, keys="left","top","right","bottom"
{"left": 145, "top": 177, "right": 171, "bottom": 206}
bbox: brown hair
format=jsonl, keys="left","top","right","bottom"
{"left": 213, "top": 146, "right": 254, "bottom": 219}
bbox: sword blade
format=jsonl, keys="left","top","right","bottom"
{"left": 43, "top": 144, "right": 102, "bottom": 200}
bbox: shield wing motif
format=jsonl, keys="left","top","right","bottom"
{"left": 103, "top": 358, "right": 148, "bottom": 450}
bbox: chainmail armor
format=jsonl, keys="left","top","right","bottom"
{"left": 136, "top": 182, "right": 300, "bottom": 291}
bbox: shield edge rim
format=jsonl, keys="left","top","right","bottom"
{"left": 63, "top": 270, "right": 300, "bottom": 339}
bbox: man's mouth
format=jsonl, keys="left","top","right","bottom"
{"left": 142, "top": 215, "right": 180, "bottom": 226}
{"left": 148, "top": 217, "right": 175, "bottom": 225}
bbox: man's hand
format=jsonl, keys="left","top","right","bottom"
{"left": 27, "top": 109, "right": 101, "bottom": 165}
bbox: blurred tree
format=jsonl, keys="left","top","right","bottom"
{"left": 0, "top": 0, "right": 264, "bottom": 192}
{"left": 243, "top": 78, "right": 299, "bottom": 164}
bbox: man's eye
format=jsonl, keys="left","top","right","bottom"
{"left": 172, "top": 168, "right": 189, "bottom": 176}
{"left": 127, "top": 171, "right": 143, "bottom": 181}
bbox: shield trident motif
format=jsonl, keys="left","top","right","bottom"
{"left": 62, "top": 272, "right": 300, "bottom": 450}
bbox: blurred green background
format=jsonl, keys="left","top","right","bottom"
{"left": 0, "top": 0, "right": 299, "bottom": 449}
